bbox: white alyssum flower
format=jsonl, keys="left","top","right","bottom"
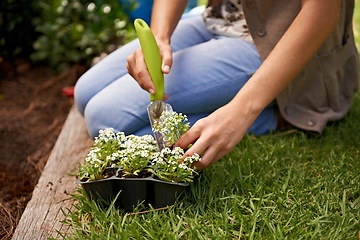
{"left": 152, "top": 112, "right": 190, "bottom": 146}
{"left": 81, "top": 128, "right": 157, "bottom": 180}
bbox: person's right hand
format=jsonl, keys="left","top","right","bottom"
{"left": 126, "top": 39, "right": 173, "bottom": 100}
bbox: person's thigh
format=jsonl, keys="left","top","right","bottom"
{"left": 170, "top": 15, "right": 216, "bottom": 52}
{"left": 164, "top": 36, "right": 262, "bottom": 114}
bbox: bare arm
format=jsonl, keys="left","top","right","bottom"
{"left": 176, "top": 0, "right": 340, "bottom": 169}
{"left": 241, "top": 0, "right": 340, "bottom": 114}
{"left": 151, "top": 0, "right": 188, "bottom": 44}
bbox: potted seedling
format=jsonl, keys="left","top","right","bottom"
{"left": 77, "top": 111, "right": 200, "bottom": 211}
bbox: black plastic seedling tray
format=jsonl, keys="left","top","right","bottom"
{"left": 77, "top": 172, "right": 189, "bottom": 211}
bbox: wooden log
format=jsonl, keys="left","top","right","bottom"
{"left": 12, "top": 105, "right": 93, "bottom": 239}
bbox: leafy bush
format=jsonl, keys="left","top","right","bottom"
{"left": 30, "top": 0, "right": 135, "bottom": 72}
{"left": 0, "top": 0, "right": 41, "bottom": 60}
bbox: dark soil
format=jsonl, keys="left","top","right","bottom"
{"left": 0, "top": 59, "right": 86, "bottom": 239}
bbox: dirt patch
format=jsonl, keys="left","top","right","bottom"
{"left": 0, "top": 59, "right": 86, "bottom": 239}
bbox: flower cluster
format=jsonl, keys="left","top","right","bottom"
{"left": 152, "top": 111, "right": 190, "bottom": 146}
{"left": 80, "top": 128, "right": 157, "bottom": 180}
{"left": 149, "top": 147, "right": 200, "bottom": 183}
{"left": 117, "top": 134, "right": 158, "bottom": 177}
{"left": 80, "top": 121, "right": 201, "bottom": 183}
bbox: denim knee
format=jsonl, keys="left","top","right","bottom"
{"left": 84, "top": 94, "right": 150, "bottom": 138}
{"left": 83, "top": 99, "right": 105, "bottom": 138}
{"left": 74, "top": 74, "right": 90, "bottom": 116}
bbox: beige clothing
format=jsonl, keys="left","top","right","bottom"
{"left": 202, "top": 0, "right": 253, "bottom": 42}
{"left": 208, "top": 0, "right": 359, "bottom": 133}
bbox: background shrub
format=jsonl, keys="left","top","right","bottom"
{"left": 30, "top": 0, "right": 134, "bottom": 72}
{"left": 0, "top": 0, "right": 41, "bottom": 61}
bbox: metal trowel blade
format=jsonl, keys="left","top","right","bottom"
{"left": 147, "top": 99, "right": 173, "bottom": 151}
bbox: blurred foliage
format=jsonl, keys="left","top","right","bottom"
{"left": 30, "top": 0, "right": 135, "bottom": 72}
{"left": 0, "top": 0, "right": 41, "bottom": 60}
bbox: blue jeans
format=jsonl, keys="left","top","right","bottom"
{"left": 74, "top": 16, "right": 278, "bottom": 138}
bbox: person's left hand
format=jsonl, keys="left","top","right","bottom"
{"left": 175, "top": 101, "right": 256, "bottom": 170}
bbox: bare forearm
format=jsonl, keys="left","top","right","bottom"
{"left": 151, "top": 0, "right": 188, "bottom": 43}
{"left": 232, "top": 0, "right": 340, "bottom": 121}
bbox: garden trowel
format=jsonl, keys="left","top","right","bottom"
{"left": 134, "top": 19, "right": 173, "bottom": 151}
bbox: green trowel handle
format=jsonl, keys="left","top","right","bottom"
{"left": 134, "top": 19, "right": 164, "bottom": 101}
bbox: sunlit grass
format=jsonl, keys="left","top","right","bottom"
{"left": 55, "top": 93, "right": 360, "bottom": 239}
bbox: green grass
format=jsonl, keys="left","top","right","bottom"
{"left": 56, "top": 94, "right": 360, "bottom": 239}
{"left": 53, "top": 4, "right": 360, "bottom": 239}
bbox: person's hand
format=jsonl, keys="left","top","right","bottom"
{"left": 175, "top": 101, "right": 258, "bottom": 170}
{"left": 126, "top": 40, "right": 172, "bottom": 99}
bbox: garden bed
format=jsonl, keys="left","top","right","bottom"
{"left": 0, "top": 59, "right": 86, "bottom": 239}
